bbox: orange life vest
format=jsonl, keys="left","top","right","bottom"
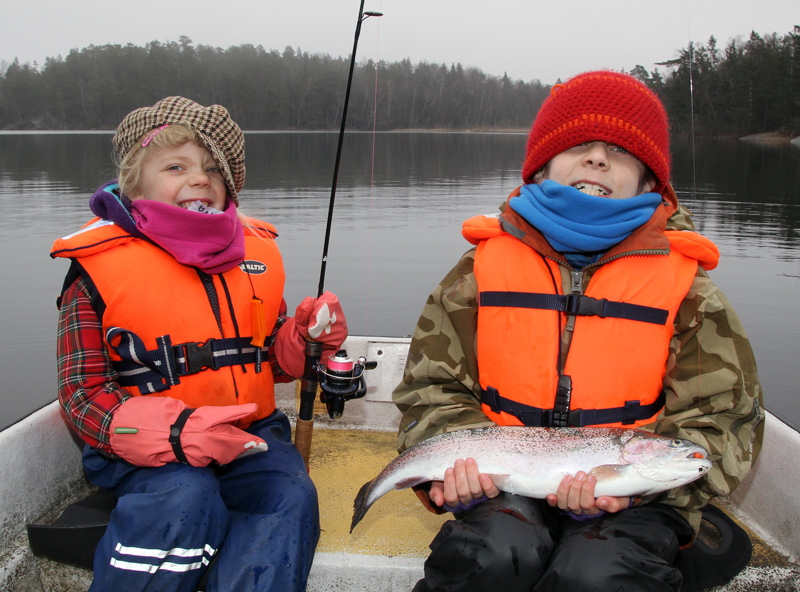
{"left": 463, "top": 214, "right": 719, "bottom": 428}
{"left": 51, "top": 217, "right": 285, "bottom": 424}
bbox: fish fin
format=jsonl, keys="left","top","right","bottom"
{"left": 589, "top": 464, "right": 628, "bottom": 482}
{"left": 351, "top": 477, "right": 376, "bottom": 533}
{"left": 395, "top": 476, "right": 429, "bottom": 490}
{"left": 484, "top": 474, "right": 511, "bottom": 488}
{"left": 627, "top": 462, "right": 668, "bottom": 481}
{"left": 352, "top": 475, "right": 433, "bottom": 533}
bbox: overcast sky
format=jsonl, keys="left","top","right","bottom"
{"left": 2, "top": 0, "right": 797, "bottom": 85}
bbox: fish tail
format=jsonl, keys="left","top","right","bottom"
{"left": 350, "top": 477, "right": 377, "bottom": 533}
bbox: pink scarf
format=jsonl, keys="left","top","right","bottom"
{"left": 131, "top": 196, "right": 245, "bottom": 274}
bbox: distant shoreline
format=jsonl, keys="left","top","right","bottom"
{"left": 3, "top": 129, "right": 797, "bottom": 143}
{"left": 0, "top": 127, "right": 530, "bottom": 134}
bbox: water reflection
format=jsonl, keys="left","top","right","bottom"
{"left": 671, "top": 136, "right": 800, "bottom": 249}
{"left": 1, "top": 132, "right": 798, "bottom": 431}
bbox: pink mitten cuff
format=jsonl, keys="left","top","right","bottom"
{"left": 273, "top": 317, "right": 307, "bottom": 379}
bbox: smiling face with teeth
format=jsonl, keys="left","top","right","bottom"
{"left": 534, "top": 141, "right": 656, "bottom": 200}
{"left": 128, "top": 141, "right": 228, "bottom": 211}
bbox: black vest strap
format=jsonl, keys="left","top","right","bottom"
{"left": 482, "top": 386, "right": 665, "bottom": 427}
{"left": 106, "top": 327, "right": 270, "bottom": 395}
{"left": 480, "top": 291, "right": 669, "bottom": 325}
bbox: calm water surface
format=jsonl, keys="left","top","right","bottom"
{"left": 1, "top": 132, "right": 798, "bottom": 431}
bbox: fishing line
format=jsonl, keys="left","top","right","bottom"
{"left": 316, "top": 0, "right": 382, "bottom": 299}
{"left": 687, "top": 3, "right": 703, "bottom": 400}
{"left": 363, "top": 0, "right": 382, "bottom": 338}
{"left": 687, "top": 7, "right": 697, "bottom": 201}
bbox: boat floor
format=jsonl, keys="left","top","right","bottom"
{"left": 309, "top": 427, "right": 798, "bottom": 592}
{"left": 17, "top": 426, "right": 800, "bottom": 592}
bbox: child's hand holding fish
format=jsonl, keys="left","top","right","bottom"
{"left": 429, "top": 458, "right": 631, "bottom": 519}
{"left": 546, "top": 470, "right": 631, "bottom": 519}
{"left": 429, "top": 457, "right": 500, "bottom": 511}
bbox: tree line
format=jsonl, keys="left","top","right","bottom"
{"left": 636, "top": 27, "right": 800, "bottom": 136}
{"left": 1, "top": 28, "right": 797, "bottom": 135}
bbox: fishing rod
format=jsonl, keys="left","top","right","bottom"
{"left": 295, "top": 0, "right": 383, "bottom": 470}
{"left": 317, "top": 1, "right": 383, "bottom": 299}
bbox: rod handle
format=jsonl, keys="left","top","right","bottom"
{"left": 294, "top": 417, "right": 315, "bottom": 472}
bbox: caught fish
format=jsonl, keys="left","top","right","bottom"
{"left": 351, "top": 426, "right": 711, "bottom": 532}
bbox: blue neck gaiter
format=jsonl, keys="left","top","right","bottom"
{"left": 509, "top": 180, "right": 662, "bottom": 254}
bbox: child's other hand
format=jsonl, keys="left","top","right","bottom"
{"left": 545, "top": 471, "right": 630, "bottom": 517}
{"left": 429, "top": 457, "right": 500, "bottom": 511}
{"left": 274, "top": 292, "right": 348, "bottom": 378}
{"left": 109, "top": 397, "right": 266, "bottom": 467}
{"left": 294, "top": 291, "right": 347, "bottom": 347}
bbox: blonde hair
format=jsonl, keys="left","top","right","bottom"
{"left": 116, "top": 123, "right": 262, "bottom": 226}
{"left": 116, "top": 123, "right": 205, "bottom": 198}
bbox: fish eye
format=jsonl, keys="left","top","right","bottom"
{"left": 670, "top": 439, "right": 683, "bottom": 447}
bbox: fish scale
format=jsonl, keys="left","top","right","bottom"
{"left": 351, "top": 426, "right": 711, "bottom": 532}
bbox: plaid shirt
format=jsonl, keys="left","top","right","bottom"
{"left": 57, "top": 277, "right": 290, "bottom": 454}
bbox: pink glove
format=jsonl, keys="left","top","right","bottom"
{"left": 109, "top": 397, "right": 268, "bottom": 467}
{"left": 274, "top": 291, "right": 348, "bottom": 378}
{"left": 295, "top": 291, "right": 348, "bottom": 342}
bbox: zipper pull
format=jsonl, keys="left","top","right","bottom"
{"left": 565, "top": 270, "right": 583, "bottom": 333}
{"left": 569, "top": 269, "right": 583, "bottom": 295}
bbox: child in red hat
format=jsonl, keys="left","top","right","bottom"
{"left": 393, "top": 71, "right": 763, "bottom": 591}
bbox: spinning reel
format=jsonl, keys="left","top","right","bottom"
{"left": 317, "top": 349, "right": 377, "bottom": 419}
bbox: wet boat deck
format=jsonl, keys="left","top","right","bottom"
{"left": 310, "top": 428, "right": 446, "bottom": 557}
{"left": 307, "top": 426, "right": 800, "bottom": 592}
{"left": 13, "top": 424, "right": 800, "bottom": 592}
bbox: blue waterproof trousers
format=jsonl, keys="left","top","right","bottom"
{"left": 83, "top": 410, "right": 320, "bottom": 592}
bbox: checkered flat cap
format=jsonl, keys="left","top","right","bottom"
{"left": 113, "top": 96, "right": 245, "bottom": 201}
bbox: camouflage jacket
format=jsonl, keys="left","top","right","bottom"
{"left": 393, "top": 187, "right": 765, "bottom": 535}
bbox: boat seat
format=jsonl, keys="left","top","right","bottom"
{"left": 27, "top": 488, "right": 214, "bottom": 591}
{"left": 675, "top": 503, "right": 753, "bottom": 591}
{"left": 27, "top": 488, "right": 115, "bottom": 570}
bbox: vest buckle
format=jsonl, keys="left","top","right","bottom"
{"left": 621, "top": 400, "right": 642, "bottom": 425}
{"left": 551, "top": 410, "right": 569, "bottom": 427}
{"left": 565, "top": 294, "right": 608, "bottom": 317}
{"left": 181, "top": 339, "right": 219, "bottom": 375}
{"left": 552, "top": 375, "right": 572, "bottom": 427}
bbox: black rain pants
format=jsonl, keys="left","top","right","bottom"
{"left": 413, "top": 493, "right": 694, "bottom": 592}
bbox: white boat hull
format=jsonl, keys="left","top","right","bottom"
{"left": 2, "top": 337, "right": 798, "bottom": 591}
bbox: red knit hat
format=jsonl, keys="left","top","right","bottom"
{"left": 522, "top": 70, "right": 671, "bottom": 194}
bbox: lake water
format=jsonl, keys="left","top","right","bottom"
{"left": 1, "top": 132, "right": 798, "bottom": 431}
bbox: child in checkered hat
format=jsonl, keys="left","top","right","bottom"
{"left": 51, "top": 97, "right": 345, "bottom": 591}
{"left": 393, "top": 71, "right": 763, "bottom": 591}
